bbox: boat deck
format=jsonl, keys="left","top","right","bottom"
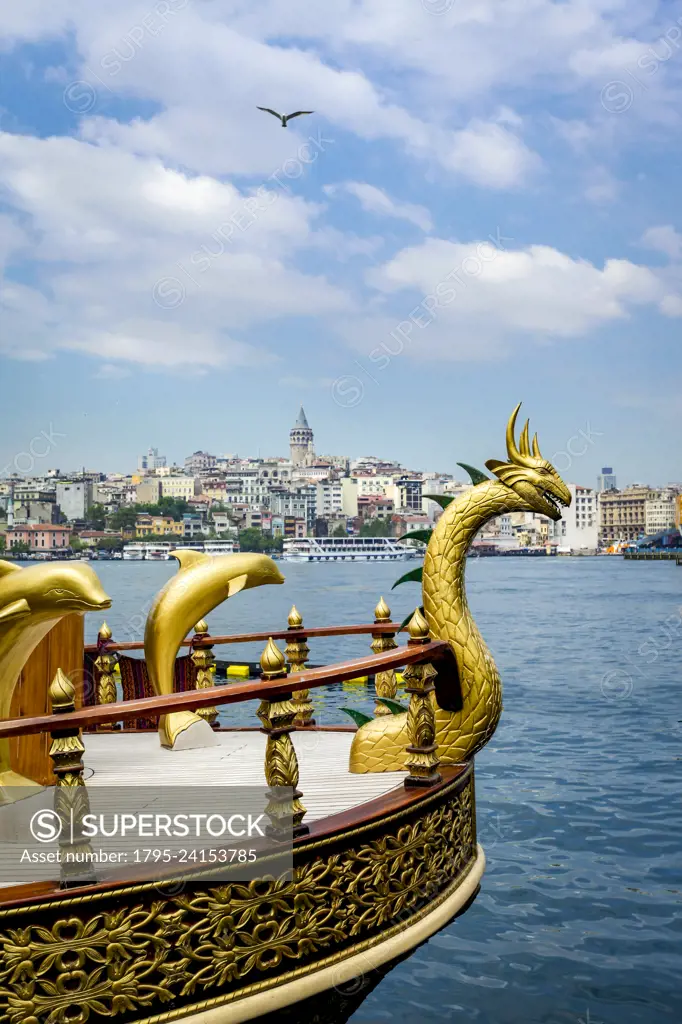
{"left": 84, "top": 730, "right": 404, "bottom": 821}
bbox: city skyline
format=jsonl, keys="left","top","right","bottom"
{"left": 1, "top": 2, "right": 681, "bottom": 483}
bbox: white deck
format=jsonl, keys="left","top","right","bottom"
{"left": 85, "top": 730, "right": 405, "bottom": 823}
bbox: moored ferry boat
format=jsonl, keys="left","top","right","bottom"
{"left": 283, "top": 536, "right": 418, "bottom": 562}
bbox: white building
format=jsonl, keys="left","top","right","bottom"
{"left": 555, "top": 484, "right": 599, "bottom": 552}
{"left": 55, "top": 481, "right": 93, "bottom": 521}
{"left": 644, "top": 497, "right": 676, "bottom": 535}
{"left": 353, "top": 474, "right": 396, "bottom": 498}
{"left": 138, "top": 447, "right": 167, "bottom": 472}
{"left": 316, "top": 481, "right": 343, "bottom": 519}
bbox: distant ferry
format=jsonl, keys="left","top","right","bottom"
{"left": 282, "top": 537, "right": 418, "bottom": 562}
{"left": 122, "top": 540, "right": 236, "bottom": 561}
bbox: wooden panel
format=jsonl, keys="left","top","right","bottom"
{"left": 9, "top": 615, "right": 85, "bottom": 786}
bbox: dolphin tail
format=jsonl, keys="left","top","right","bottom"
{"left": 159, "top": 710, "right": 218, "bottom": 750}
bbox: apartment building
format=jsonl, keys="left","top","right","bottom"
{"left": 599, "top": 486, "right": 659, "bottom": 545}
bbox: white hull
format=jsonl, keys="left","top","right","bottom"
{"left": 282, "top": 538, "right": 418, "bottom": 563}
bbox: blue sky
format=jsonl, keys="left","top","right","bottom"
{"left": 1, "top": 0, "right": 681, "bottom": 487}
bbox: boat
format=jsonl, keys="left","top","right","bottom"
{"left": 121, "top": 541, "right": 237, "bottom": 561}
{"left": 122, "top": 542, "right": 146, "bottom": 560}
{"left": 282, "top": 536, "right": 418, "bottom": 562}
{"left": 0, "top": 404, "right": 572, "bottom": 1023}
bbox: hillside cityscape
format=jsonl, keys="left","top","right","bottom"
{"left": 1, "top": 406, "right": 680, "bottom": 558}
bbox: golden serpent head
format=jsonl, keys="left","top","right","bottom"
{"left": 485, "top": 403, "right": 571, "bottom": 522}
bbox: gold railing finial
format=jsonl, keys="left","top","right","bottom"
{"left": 98, "top": 621, "right": 112, "bottom": 641}
{"left": 374, "top": 596, "right": 391, "bottom": 622}
{"left": 260, "top": 637, "right": 286, "bottom": 679}
{"left": 287, "top": 604, "right": 303, "bottom": 628}
{"left": 407, "top": 607, "right": 429, "bottom": 643}
{"left": 193, "top": 619, "right": 209, "bottom": 635}
{"left": 49, "top": 668, "right": 76, "bottom": 713}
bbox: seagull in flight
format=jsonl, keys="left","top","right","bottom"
{"left": 257, "top": 107, "right": 314, "bottom": 128}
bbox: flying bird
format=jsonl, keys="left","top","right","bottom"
{"left": 257, "top": 107, "right": 314, "bottom": 127}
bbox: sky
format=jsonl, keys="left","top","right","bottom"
{"left": 0, "top": 0, "right": 681, "bottom": 487}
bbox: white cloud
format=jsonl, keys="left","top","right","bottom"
{"left": 0, "top": 130, "right": 350, "bottom": 369}
{"left": 641, "top": 224, "right": 682, "bottom": 260}
{"left": 326, "top": 182, "right": 432, "bottom": 231}
{"left": 358, "top": 236, "right": 673, "bottom": 359}
{"left": 439, "top": 120, "right": 540, "bottom": 189}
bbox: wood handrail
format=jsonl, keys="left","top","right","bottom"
{"left": 83, "top": 621, "right": 404, "bottom": 653}
{"left": 0, "top": 641, "right": 451, "bottom": 739}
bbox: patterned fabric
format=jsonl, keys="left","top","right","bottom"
{"left": 110, "top": 655, "right": 198, "bottom": 730}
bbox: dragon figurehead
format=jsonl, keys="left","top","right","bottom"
{"left": 349, "top": 403, "right": 571, "bottom": 774}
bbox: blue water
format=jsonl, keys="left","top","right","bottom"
{"left": 88, "top": 557, "right": 682, "bottom": 1024}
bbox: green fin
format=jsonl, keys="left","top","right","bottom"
{"left": 423, "top": 494, "right": 453, "bottom": 510}
{"left": 391, "top": 566, "right": 423, "bottom": 590}
{"left": 376, "top": 698, "right": 408, "bottom": 715}
{"left": 340, "top": 708, "right": 373, "bottom": 728}
{"left": 399, "top": 529, "right": 433, "bottom": 545}
{"left": 457, "top": 463, "right": 490, "bottom": 485}
{"left": 399, "top": 605, "right": 425, "bottom": 631}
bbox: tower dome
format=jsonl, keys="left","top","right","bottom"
{"left": 290, "top": 406, "right": 314, "bottom": 466}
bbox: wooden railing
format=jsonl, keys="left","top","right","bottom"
{"left": 0, "top": 604, "right": 457, "bottom": 889}
{"left": 84, "top": 599, "right": 412, "bottom": 729}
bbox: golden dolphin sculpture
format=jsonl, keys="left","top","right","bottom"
{"left": 145, "top": 550, "right": 285, "bottom": 749}
{"left": 0, "top": 559, "right": 111, "bottom": 794}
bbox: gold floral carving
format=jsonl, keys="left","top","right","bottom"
{"left": 0, "top": 774, "right": 475, "bottom": 1024}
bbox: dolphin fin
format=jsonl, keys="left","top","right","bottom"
{"left": 171, "top": 550, "right": 209, "bottom": 571}
{"left": 0, "top": 561, "right": 23, "bottom": 577}
{"left": 227, "top": 573, "right": 248, "bottom": 598}
{"left": 0, "top": 598, "right": 30, "bottom": 623}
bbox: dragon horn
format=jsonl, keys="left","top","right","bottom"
{"left": 532, "top": 432, "right": 542, "bottom": 458}
{"left": 519, "top": 419, "right": 531, "bottom": 458}
{"left": 506, "top": 403, "right": 522, "bottom": 463}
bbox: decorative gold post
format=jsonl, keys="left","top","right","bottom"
{"left": 93, "top": 622, "right": 120, "bottom": 731}
{"left": 403, "top": 609, "right": 441, "bottom": 789}
{"left": 285, "top": 605, "right": 315, "bottom": 728}
{"left": 257, "top": 638, "right": 308, "bottom": 837}
{"left": 49, "top": 668, "right": 96, "bottom": 887}
{"left": 191, "top": 620, "right": 218, "bottom": 727}
{"left": 371, "top": 596, "right": 398, "bottom": 716}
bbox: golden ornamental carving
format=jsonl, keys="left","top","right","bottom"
{"left": 371, "top": 596, "right": 398, "bottom": 717}
{"left": 404, "top": 661, "right": 441, "bottom": 787}
{"left": 93, "top": 623, "right": 119, "bottom": 731}
{"left": 350, "top": 404, "right": 572, "bottom": 773}
{"left": 0, "top": 560, "right": 111, "bottom": 789}
{"left": 284, "top": 607, "right": 315, "bottom": 729}
{"left": 191, "top": 621, "right": 218, "bottom": 727}
{"left": 0, "top": 775, "right": 475, "bottom": 1024}
{"left": 144, "top": 551, "right": 284, "bottom": 749}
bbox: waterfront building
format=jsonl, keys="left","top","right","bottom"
{"left": 289, "top": 406, "right": 315, "bottom": 467}
{"left": 597, "top": 467, "right": 617, "bottom": 492}
{"left": 644, "top": 496, "right": 676, "bottom": 535}
{"left": 160, "top": 475, "right": 200, "bottom": 501}
{"left": 599, "top": 486, "right": 659, "bottom": 545}
{"left": 135, "top": 514, "right": 182, "bottom": 537}
{"left": 138, "top": 447, "right": 167, "bottom": 472}
{"left": 3, "top": 524, "right": 71, "bottom": 552}
{"left": 555, "top": 484, "right": 599, "bottom": 553}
